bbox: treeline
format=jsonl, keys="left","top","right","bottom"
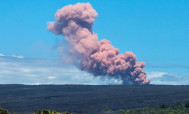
{"left": 34, "top": 110, "right": 70, "bottom": 114}
{"left": 1, "top": 102, "right": 189, "bottom": 114}
{"left": 113, "top": 102, "right": 189, "bottom": 114}
{"left": 0, "top": 108, "right": 71, "bottom": 114}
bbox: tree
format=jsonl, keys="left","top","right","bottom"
{"left": 0, "top": 107, "right": 10, "bottom": 114}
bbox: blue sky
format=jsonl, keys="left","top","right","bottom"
{"left": 0, "top": 0, "right": 189, "bottom": 85}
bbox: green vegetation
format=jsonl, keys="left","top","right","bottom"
{"left": 115, "top": 102, "right": 189, "bottom": 114}
{"left": 0, "top": 107, "right": 10, "bottom": 114}
{"left": 34, "top": 109, "right": 71, "bottom": 114}
{"left": 0, "top": 108, "right": 71, "bottom": 114}
{"left": 103, "top": 108, "right": 114, "bottom": 113}
{"left": 1, "top": 102, "right": 189, "bottom": 114}
{"left": 186, "top": 102, "right": 189, "bottom": 108}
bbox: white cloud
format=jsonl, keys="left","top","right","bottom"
{"left": 0, "top": 56, "right": 122, "bottom": 85}
{"left": 32, "top": 83, "right": 41, "bottom": 85}
{"left": 0, "top": 54, "right": 5, "bottom": 56}
{"left": 11, "top": 55, "right": 24, "bottom": 59}
{"left": 151, "top": 80, "right": 180, "bottom": 85}
{"left": 147, "top": 72, "right": 167, "bottom": 79}
{"left": 0, "top": 54, "right": 188, "bottom": 85}
{"left": 48, "top": 76, "right": 56, "bottom": 79}
{"left": 147, "top": 71, "right": 189, "bottom": 85}
{"left": 0, "top": 53, "right": 24, "bottom": 58}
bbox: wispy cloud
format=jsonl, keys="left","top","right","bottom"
{"left": 10, "top": 55, "right": 24, "bottom": 59}
{"left": 147, "top": 72, "right": 168, "bottom": 79}
{"left": 147, "top": 71, "right": 189, "bottom": 85}
{"left": 48, "top": 76, "right": 56, "bottom": 79}
{"left": 0, "top": 54, "right": 188, "bottom": 85}
{"left": 0, "top": 54, "right": 5, "bottom": 56}
{"left": 0, "top": 55, "right": 122, "bottom": 85}
{"left": 0, "top": 53, "right": 24, "bottom": 58}
{"left": 147, "top": 64, "right": 189, "bottom": 69}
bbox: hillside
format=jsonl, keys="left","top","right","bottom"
{"left": 0, "top": 85, "right": 189, "bottom": 114}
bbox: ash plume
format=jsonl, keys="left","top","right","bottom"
{"left": 47, "top": 3, "right": 150, "bottom": 85}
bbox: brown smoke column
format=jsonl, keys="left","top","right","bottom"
{"left": 47, "top": 3, "right": 150, "bottom": 85}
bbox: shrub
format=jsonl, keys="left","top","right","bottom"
{"left": 34, "top": 109, "right": 70, "bottom": 114}
{"left": 104, "top": 108, "right": 113, "bottom": 113}
{"left": 159, "top": 104, "right": 168, "bottom": 108}
{"left": 0, "top": 107, "right": 10, "bottom": 114}
{"left": 186, "top": 102, "right": 189, "bottom": 108}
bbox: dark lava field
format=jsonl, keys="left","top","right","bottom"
{"left": 0, "top": 84, "right": 189, "bottom": 114}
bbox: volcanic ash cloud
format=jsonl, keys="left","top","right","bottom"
{"left": 47, "top": 3, "right": 150, "bottom": 85}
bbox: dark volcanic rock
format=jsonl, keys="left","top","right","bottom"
{"left": 0, "top": 85, "right": 189, "bottom": 114}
